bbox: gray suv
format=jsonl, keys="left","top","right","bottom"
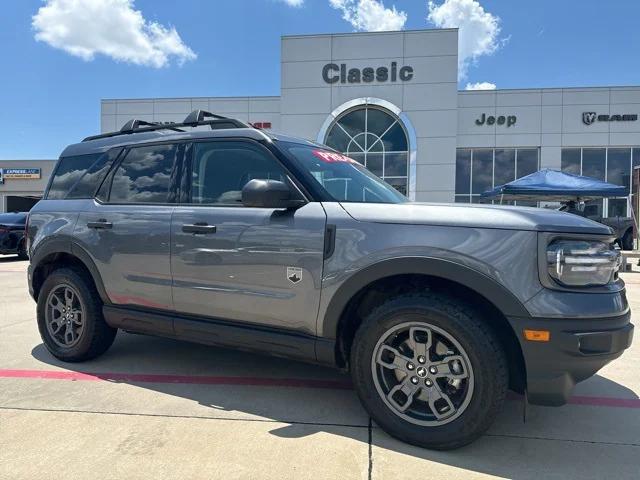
{"left": 27, "top": 111, "right": 634, "bottom": 450}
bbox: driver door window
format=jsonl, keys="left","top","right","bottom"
{"left": 189, "top": 141, "right": 287, "bottom": 205}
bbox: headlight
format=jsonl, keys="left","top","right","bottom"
{"left": 547, "top": 239, "right": 620, "bottom": 287}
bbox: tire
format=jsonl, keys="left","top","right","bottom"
{"left": 350, "top": 292, "right": 508, "bottom": 450}
{"left": 621, "top": 230, "right": 634, "bottom": 251}
{"left": 17, "top": 240, "right": 28, "bottom": 260}
{"left": 37, "top": 267, "right": 117, "bottom": 362}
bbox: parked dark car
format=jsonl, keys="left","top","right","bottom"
{"left": 560, "top": 202, "right": 635, "bottom": 250}
{"left": 0, "top": 212, "right": 28, "bottom": 259}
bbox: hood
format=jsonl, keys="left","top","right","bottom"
{"left": 340, "top": 202, "right": 613, "bottom": 235}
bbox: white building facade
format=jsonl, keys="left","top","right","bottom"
{"left": 3, "top": 29, "right": 639, "bottom": 214}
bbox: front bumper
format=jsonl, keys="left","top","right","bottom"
{"left": 508, "top": 312, "right": 634, "bottom": 406}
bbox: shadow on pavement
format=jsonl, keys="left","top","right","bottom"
{"left": 30, "top": 332, "right": 639, "bottom": 479}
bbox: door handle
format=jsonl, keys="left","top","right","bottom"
{"left": 182, "top": 223, "right": 217, "bottom": 234}
{"left": 87, "top": 219, "right": 113, "bottom": 230}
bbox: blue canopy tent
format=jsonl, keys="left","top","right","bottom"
{"left": 482, "top": 168, "right": 628, "bottom": 202}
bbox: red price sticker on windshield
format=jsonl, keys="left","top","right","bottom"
{"left": 312, "top": 150, "right": 357, "bottom": 163}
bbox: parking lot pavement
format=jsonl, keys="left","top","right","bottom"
{"left": 0, "top": 255, "right": 638, "bottom": 479}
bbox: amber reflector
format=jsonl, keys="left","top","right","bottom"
{"left": 524, "top": 329, "right": 550, "bottom": 342}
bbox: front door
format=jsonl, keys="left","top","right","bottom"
{"left": 171, "top": 140, "right": 326, "bottom": 335}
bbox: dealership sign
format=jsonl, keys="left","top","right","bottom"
{"left": 0, "top": 168, "right": 41, "bottom": 184}
{"left": 582, "top": 112, "right": 638, "bottom": 125}
{"left": 322, "top": 62, "right": 414, "bottom": 84}
{"left": 475, "top": 113, "right": 517, "bottom": 127}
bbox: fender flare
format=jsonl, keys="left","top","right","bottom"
{"left": 320, "top": 256, "right": 531, "bottom": 338}
{"left": 30, "top": 239, "right": 110, "bottom": 304}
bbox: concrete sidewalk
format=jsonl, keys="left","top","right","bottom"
{"left": 0, "top": 256, "right": 638, "bottom": 479}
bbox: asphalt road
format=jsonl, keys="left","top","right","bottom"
{"left": 0, "top": 255, "right": 638, "bottom": 479}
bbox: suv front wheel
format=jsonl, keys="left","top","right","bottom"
{"left": 37, "top": 267, "right": 117, "bottom": 362}
{"left": 350, "top": 292, "right": 508, "bottom": 450}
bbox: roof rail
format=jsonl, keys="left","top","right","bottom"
{"left": 82, "top": 110, "right": 251, "bottom": 142}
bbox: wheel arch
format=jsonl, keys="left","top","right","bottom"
{"left": 319, "top": 257, "right": 529, "bottom": 392}
{"left": 31, "top": 241, "right": 109, "bottom": 304}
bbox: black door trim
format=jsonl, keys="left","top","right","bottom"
{"left": 103, "top": 305, "right": 332, "bottom": 365}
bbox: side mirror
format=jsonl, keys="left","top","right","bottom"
{"left": 241, "top": 179, "right": 304, "bottom": 209}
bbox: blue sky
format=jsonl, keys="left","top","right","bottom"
{"left": 0, "top": 0, "right": 638, "bottom": 159}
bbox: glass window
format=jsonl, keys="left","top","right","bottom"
{"left": 455, "top": 195, "right": 470, "bottom": 203}
{"left": 282, "top": 142, "right": 406, "bottom": 204}
{"left": 109, "top": 145, "right": 177, "bottom": 204}
{"left": 47, "top": 153, "right": 104, "bottom": 200}
{"left": 582, "top": 148, "right": 606, "bottom": 180}
{"left": 335, "top": 109, "right": 366, "bottom": 149}
{"left": 384, "top": 178, "right": 408, "bottom": 196}
{"left": 190, "top": 142, "right": 287, "bottom": 205}
{"left": 607, "top": 148, "right": 631, "bottom": 190}
{"left": 583, "top": 199, "right": 603, "bottom": 219}
{"left": 324, "top": 106, "right": 409, "bottom": 195}
{"left": 364, "top": 153, "right": 382, "bottom": 176}
{"left": 517, "top": 149, "right": 539, "bottom": 178}
{"left": 608, "top": 198, "right": 628, "bottom": 218}
{"left": 634, "top": 148, "right": 640, "bottom": 169}
{"left": 494, "top": 149, "right": 515, "bottom": 187}
{"left": 455, "top": 149, "right": 471, "bottom": 195}
{"left": 471, "top": 149, "right": 493, "bottom": 194}
{"left": 561, "top": 149, "right": 581, "bottom": 175}
{"left": 455, "top": 147, "right": 540, "bottom": 199}
{"left": 384, "top": 153, "right": 408, "bottom": 177}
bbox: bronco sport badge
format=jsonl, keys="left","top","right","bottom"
{"left": 287, "top": 267, "right": 302, "bottom": 284}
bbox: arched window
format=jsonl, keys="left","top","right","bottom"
{"left": 323, "top": 106, "right": 409, "bottom": 195}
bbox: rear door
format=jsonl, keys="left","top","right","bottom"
{"left": 170, "top": 139, "right": 326, "bottom": 335}
{"left": 74, "top": 143, "right": 182, "bottom": 316}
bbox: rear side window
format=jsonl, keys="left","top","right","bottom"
{"left": 46, "top": 151, "right": 117, "bottom": 200}
{"left": 109, "top": 144, "right": 178, "bottom": 204}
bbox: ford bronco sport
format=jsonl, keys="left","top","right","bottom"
{"left": 27, "top": 111, "right": 634, "bottom": 450}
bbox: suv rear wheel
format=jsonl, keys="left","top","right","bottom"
{"left": 350, "top": 292, "right": 508, "bottom": 450}
{"left": 37, "top": 267, "right": 117, "bottom": 362}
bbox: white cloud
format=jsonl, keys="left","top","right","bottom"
{"left": 279, "top": 0, "right": 304, "bottom": 6}
{"left": 465, "top": 81, "right": 496, "bottom": 90}
{"left": 32, "top": 0, "right": 196, "bottom": 68}
{"left": 330, "top": 0, "right": 407, "bottom": 32}
{"left": 427, "top": 0, "right": 503, "bottom": 79}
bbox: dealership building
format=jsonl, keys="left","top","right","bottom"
{"left": 2, "top": 28, "right": 640, "bottom": 216}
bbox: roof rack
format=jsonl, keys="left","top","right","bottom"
{"left": 82, "top": 110, "right": 251, "bottom": 142}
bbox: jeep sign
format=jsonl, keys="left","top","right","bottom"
{"left": 475, "top": 113, "right": 517, "bottom": 127}
{"left": 322, "top": 62, "right": 414, "bottom": 84}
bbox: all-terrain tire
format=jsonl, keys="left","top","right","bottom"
{"left": 37, "top": 267, "right": 117, "bottom": 362}
{"left": 350, "top": 292, "right": 508, "bottom": 450}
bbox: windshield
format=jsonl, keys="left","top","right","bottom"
{"left": 280, "top": 142, "right": 407, "bottom": 204}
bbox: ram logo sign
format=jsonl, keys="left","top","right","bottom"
{"left": 582, "top": 112, "right": 638, "bottom": 125}
{"left": 582, "top": 112, "right": 597, "bottom": 125}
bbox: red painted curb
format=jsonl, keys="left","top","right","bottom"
{"left": 0, "top": 368, "right": 353, "bottom": 390}
{"left": 1, "top": 368, "right": 638, "bottom": 408}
